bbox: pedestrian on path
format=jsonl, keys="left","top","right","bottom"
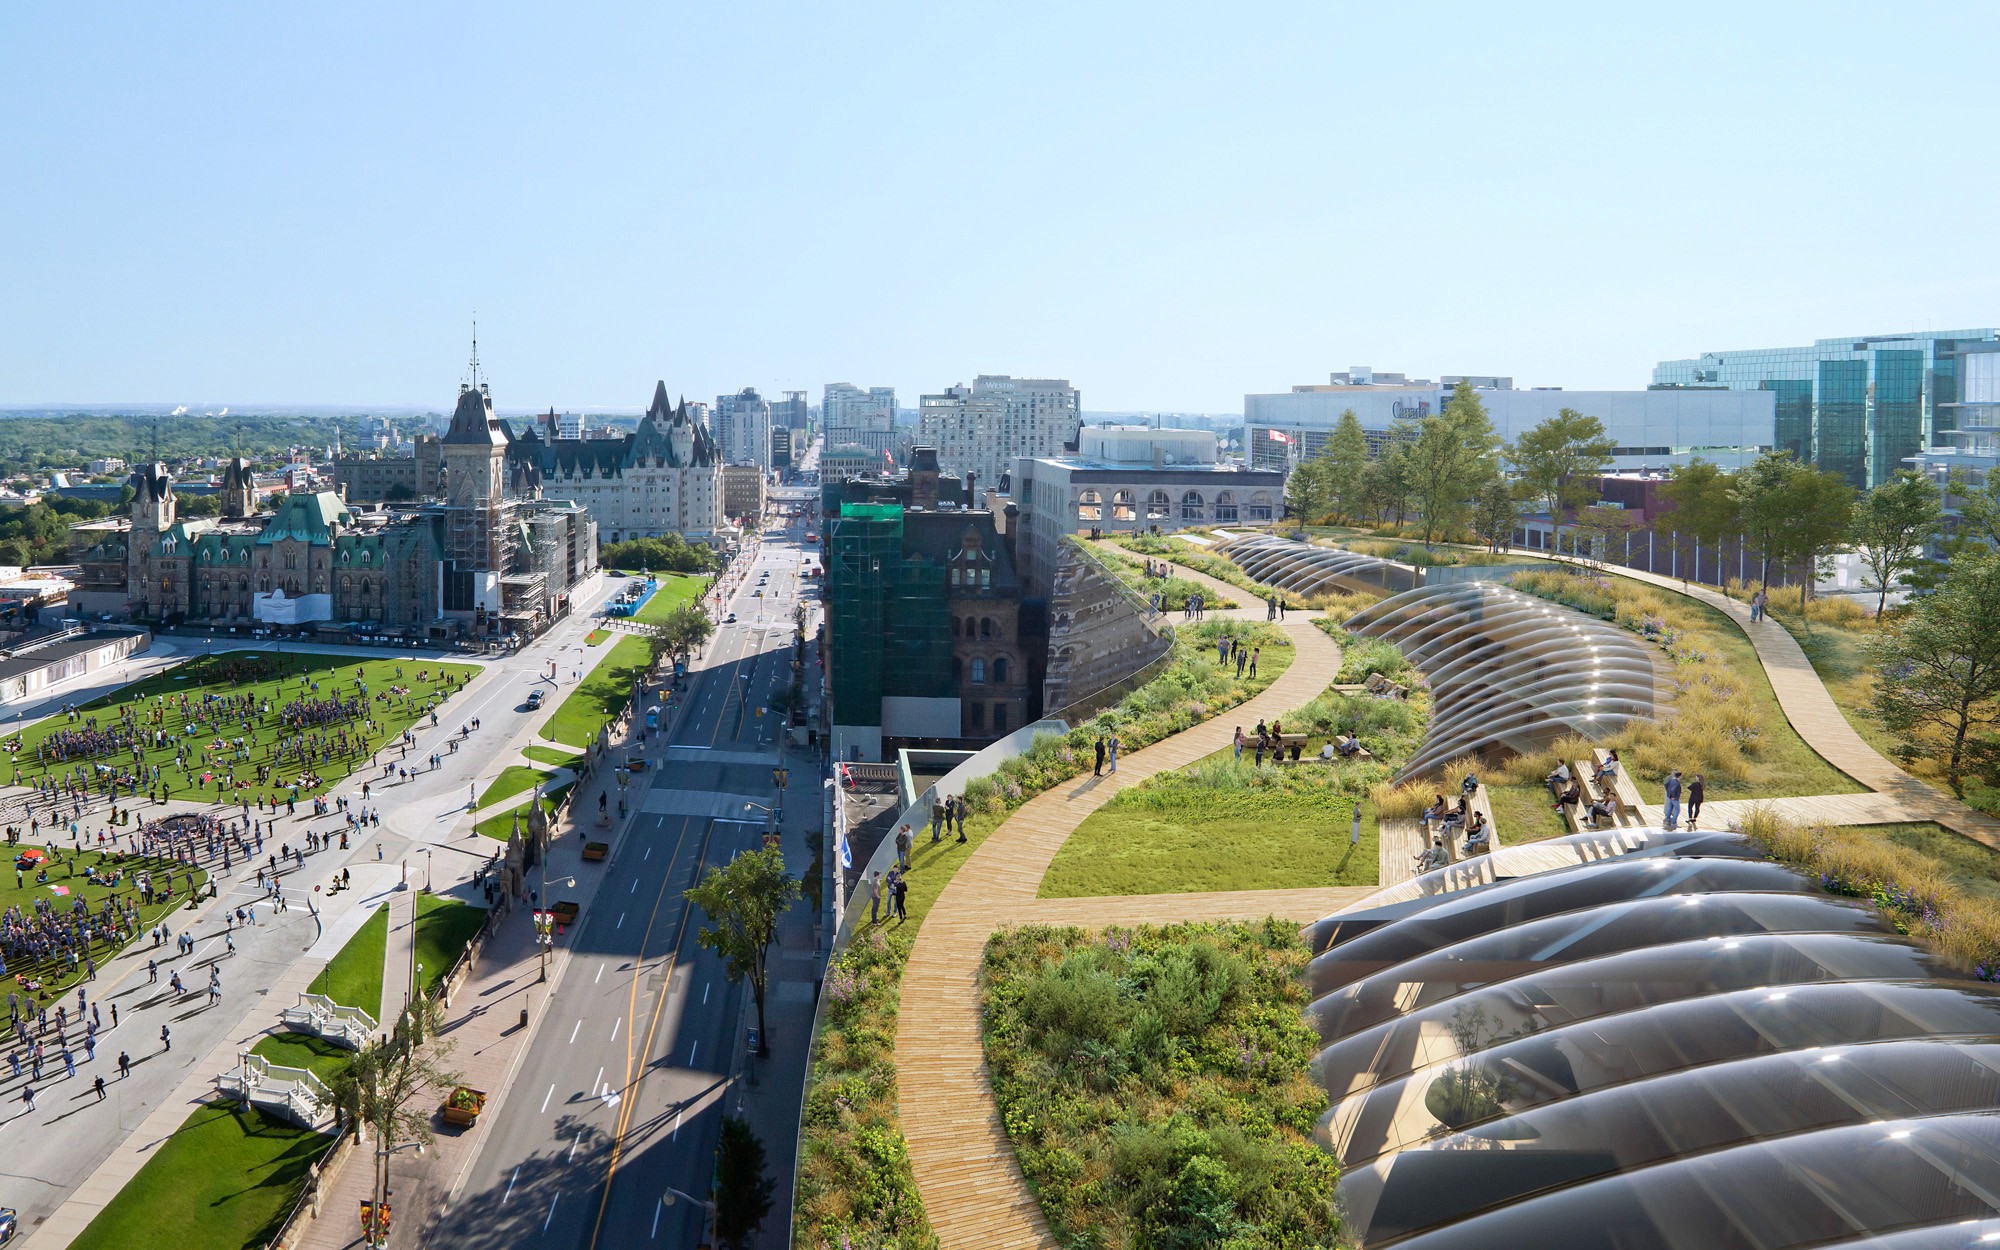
{"left": 93, "top": 1075, "right": 104, "bottom": 1101}
{"left": 21, "top": 1086, "right": 32, "bottom": 1114}
{"left": 894, "top": 825, "right": 912, "bottom": 871}
{"left": 1107, "top": 735, "right": 1120, "bottom": 774}
{"left": 1750, "top": 587, "right": 1768, "bottom": 623}
{"left": 1094, "top": 736, "right": 1106, "bottom": 777}
{"left": 1248, "top": 648, "right": 1260, "bottom": 679}
{"left": 1663, "top": 769, "right": 1683, "bottom": 831}
{"left": 160, "top": 1025, "right": 170, "bottom": 1053}
{"left": 117, "top": 1051, "right": 129, "bottom": 1079}
{"left": 868, "top": 872, "right": 882, "bottom": 924}
{"left": 1688, "top": 773, "right": 1705, "bottom": 830}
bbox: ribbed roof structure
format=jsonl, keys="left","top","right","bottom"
{"left": 1214, "top": 533, "right": 1417, "bottom": 597}
{"left": 1346, "top": 579, "right": 1656, "bottom": 780}
{"left": 1307, "top": 835, "right": 2000, "bottom": 1249}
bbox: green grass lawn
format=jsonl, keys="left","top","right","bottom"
{"left": 68, "top": 1099, "right": 329, "bottom": 1250}
{"left": 477, "top": 765, "right": 554, "bottom": 810}
{"left": 542, "top": 635, "right": 651, "bottom": 748}
{"left": 0, "top": 848, "right": 207, "bottom": 1003}
{"left": 5, "top": 650, "right": 477, "bottom": 806}
{"left": 1862, "top": 822, "right": 2000, "bottom": 901}
{"left": 413, "top": 894, "right": 487, "bottom": 997}
{"left": 1491, "top": 781, "right": 1571, "bottom": 845}
{"left": 1040, "top": 775, "right": 1377, "bottom": 896}
{"left": 248, "top": 1031, "right": 353, "bottom": 1083}
{"left": 308, "top": 902, "right": 386, "bottom": 1019}
{"left": 585, "top": 628, "right": 609, "bottom": 646}
{"left": 475, "top": 783, "right": 572, "bottom": 839}
{"left": 631, "top": 572, "right": 710, "bottom": 623}
{"left": 521, "top": 745, "right": 585, "bottom": 769}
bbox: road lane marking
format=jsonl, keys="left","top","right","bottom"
{"left": 545, "top": 1194, "right": 559, "bottom": 1231}
{"left": 643, "top": 847, "right": 650, "bottom": 860}
{"left": 616, "top": 912, "right": 625, "bottom": 929}
{"left": 541, "top": 1084, "right": 554, "bottom": 1114}
{"left": 672, "top": 1110, "right": 681, "bottom": 1140}
{"left": 594, "top": 965, "right": 604, "bottom": 984}
{"left": 651, "top": 1198, "right": 661, "bottom": 1238}
{"left": 569, "top": 1019, "right": 581, "bottom": 1044}
{"left": 570, "top": 1131, "right": 581, "bottom": 1161}
{"left": 630, "top": 879, "right": 637, "bottom": 894}
{"left": 505, "top": 1165, "right": 519, "bottom": 1203}
{"left": 609, "top": 1016, "right": 620, "bottom": 1042}
{"left": 701, "top": 981, "right": 709, "bottom": 1005}
{"left": 594, "top": 1065, "right": 604, "bottom": 1096}
{"left": 688, "top": 1039, "right": 698, "bottom": 1066}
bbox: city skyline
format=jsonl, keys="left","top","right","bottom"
{"left": 6, "top": 4, "right": 1999, "bottom": 412}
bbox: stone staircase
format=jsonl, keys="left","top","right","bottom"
{"left": 281, "top": 992, "right": 378, "bottom": 1050}
{"left": 218, "top": 1051, "right": 337, "bottom": 1131}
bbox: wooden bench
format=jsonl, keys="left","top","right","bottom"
{"left": 1590, "top": 749, "right": 1648, "bottom": 821}
{"left": 1572, "top": 757, "right": 1644, "bottom": 830}
{"left": 1416, "top": 778, "right": 1497, "bottom": 864}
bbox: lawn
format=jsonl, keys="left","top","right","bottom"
{"left": 249, "top": 1031, "right": 354, "bottom": 1083}
{"left": 0, "top": 848, "right": 208, "bottom": 1003}
{"left": 477, "top": 765, "right": 555, "bottom": 810}
{"left": 1861, "top": 822, "right": 2000, "bottom": 902}
{"left": 541, "top": 634, "right": 652, "bottom": 748}
{"left": 981, "top": 921, "right": 1337, "bottom": 1250}
{"left": 1040, "top": 777, "right": 1376, "bottom": 896}
{"left": 308, "top": 902, "right": 387, "bottom": 1019}
{"left": 585, "top": 628, "right": 609, "bottom": 646}
{"left": 521, "top": 745, "right": 585, "bottom": 769}
{"left": 5, "top": 650, "right": 477, "bottom": 806}
{"left": 475, "top": 783, "right": 572, "bottom": 839}
{"left": 630, "top": 572, "right": 709, "bottom": 624}
{"left": 413, "top": 894, "right": 487, "bottom": 997}
{"left": 1089, "top": 541, "right": 1236, "bottom": 611}
{"left": 68, "top": 1099, "right": 330, "bottom": 1250}
{"left": 1503, "top": 569, "right": 1864, "bottom": 804}
{"left": 1490, "top": 782, "right": 1570, "bottom": 846}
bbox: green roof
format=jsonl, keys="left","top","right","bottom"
{"left": 256, "top": 492, "right": 351, "bottom": 546}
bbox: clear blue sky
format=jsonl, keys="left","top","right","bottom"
{"left": 5, "top": 2, "right": 1998, "bottom": 413}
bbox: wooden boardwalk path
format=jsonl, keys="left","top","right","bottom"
{"left": 894, "top": 615, "right": 1344, "bottom": 1250}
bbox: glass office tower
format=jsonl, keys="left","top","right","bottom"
{"left": 1653, "top": 331, "right": 1997, "bottom": 488}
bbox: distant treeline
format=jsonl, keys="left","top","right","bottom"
{"left": 0, "top": 413, "right": 433, "bottom": 474}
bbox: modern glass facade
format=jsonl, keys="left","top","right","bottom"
{"left": 1653, "top": 330, "right": 1998, "bottom": 488}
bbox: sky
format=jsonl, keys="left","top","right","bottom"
{"left": 4, "top": 2, "right": 1999, "bottom": 414}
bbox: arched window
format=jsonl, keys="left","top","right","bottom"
{"left": 1111, "top": 490, "right": 1136, "bottom": 522}
{"left": 964, "top": 617, "right": 978, "bottom": 638}
{"left": 981, "top": 617, "right": 994, "bottom": 638}
{"left": 950, "top": 567, "right": 961, "bottom": 586}
{"left": 1077, "top": 489, "right": 1102, "bottom": 521}
{"left": 969, "top": 658, "right": 985, "bottom": 683}
{"left": 992, "top": 657, "right": 1008, "bottom": 684}
{"left": 1147, "top": 490, "right": 1171, "bottom": 520}
{"left": 1181, "top": 491, "right": 1205, "bottom": 522}
{"left": 1214, "top": 491, "right": 1239, "bottom": 524}
{"left": 1247, "top": 491, "right": 1274, "bottom": 523}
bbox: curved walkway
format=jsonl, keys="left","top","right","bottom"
{"left": 1534, "top": 554, "right": 2000, "bottom": 847}
{"left": 894, "top": 615, "right": 1348, "bottom": 1249}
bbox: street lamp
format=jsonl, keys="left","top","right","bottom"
{"left": 660, "top": 1186, "right": 716, "bottom": 1247}
{"left": 771, "top": 767, "right": 789, "bottom": 820}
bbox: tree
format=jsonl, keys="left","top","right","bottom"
{"left": 1470, "top": 477, "right": 1521, "bottom": 552}
{"left": 1948, "top": 468, "right": 2000, "bottom": 551}
{"left": 648, "top": 601, "right": 715, "bottom": 671}
{"left": 1404, "top": 383, "right": 1500, "bottom": 548}
{"left": 684, "top": 845, "right": 800, "bottom": 1057}
{"left": 1659, "top": 457, "right": 1739, "bottom": 585}
{"left": 175, "top": 491, "right": 222, "bottom": 517}
{"left": 1323, "top": 410, "right": 1371, "bottom": 523}
{"left": 1851, "top": 470, "right": 1943, "bottom": 617}
{"left": 1731, "top": 451, "right": 1805, "bottom": 589}
{"left": 1773, "top": 465, "right": 1857, "bottom": 610}
{"left": 712, "top": 1115, "right": 776, "bottom": 1250}
{"left": 334, "top": 998, "right": 462, "bottom": 1245}
{"left": 1870, "top": 549, "right": 2000, "bottom": 795}
{"left": 1281, "top": 455, "right": 1331, "bottom": 531}
{"left": 1506, "top": 408, "right": 1616, "bottom": 560}
{"left": 1572, "top": 503, "right": 1641, "bottom": 567}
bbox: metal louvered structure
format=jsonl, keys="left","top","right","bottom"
{"left": 1305, "top": 836, "right": 2000, "bottom": 1250}
{"left": 1346, "top": 580, "right": 1656, "bottom": 781}
{"left": 1214, "top": 532, "right": 1417, "bottom": 597}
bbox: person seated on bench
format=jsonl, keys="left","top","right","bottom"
{"left": 1440, "top": 797, "right": 1468, "bottom": 831}
{"left": 1554, "top": 780, "right": 1582, "bottom": 814}
{"left": 1415, "top": 836, "right": 1448, "bottom": 873}
{"left": 1334, "top": 732, "right": 1363, "bottom": 758}
{"left": 1546, "top": 761, "right": 1572, "bottom": 800}
{"left": 1585, "top": 795, "right": 1615, "bottom": 827}
{"left": 1460, "top": 810, "right": 1491, "bottom": 856}
{"left": 1594, "top": 749, "right": 1622, "bottom": 786}
{"left": 1289, "top": 742, "right": 1303, "bottom": 761}
{"left": 1461, "top": 771, "right": 1480, "bottom": 796}
{"left": 1422, "top": 794, "right": 1450, "bottom": 824}
{"left": 1318, "top": 740, "right": 1338, "bottom": 762}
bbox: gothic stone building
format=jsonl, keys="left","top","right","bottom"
{"left": 505, "top": 382, "right": 726, "bottom": 544}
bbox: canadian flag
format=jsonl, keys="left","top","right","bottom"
{"left": 1265, "top": 429, "right": 1292, "bottom": 444}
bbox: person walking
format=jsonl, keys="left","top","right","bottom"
{"left": 894, "top": 825, "right": 912, "bottom": 871}
{"left": 1094, "top": 736, "right": 1106, "bottom": 777}
{"left": 1662, "top": 769, "right": 1683, "bottom": 832}
{"left": 1750, "top": 587, "right": 1767, "bottom": 623}
{"left": 893, "top": 872, "right": 909, "bottom": 921}
{"left": 117, "top": 1051, "right": 130, "bottom": 1080}
{"left": 160, "top": 1025, "right": 170, "bottom": 1053}
{"left": 21, "top": 1086, "right": 33, "bottom": 1115}
{"left": 1248, "top": 648, "right": 1260, "bottom": 679}
{"left": 1688, "top": 773, "right": 1705, "bottom": 830}
{"left": 93, "top": 1075, "right": 105, "bottom": 1101}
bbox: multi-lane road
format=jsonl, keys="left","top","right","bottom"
{"left": 438, "top": 520, "right": 819, "bottom": 1250}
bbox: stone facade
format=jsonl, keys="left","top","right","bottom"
{"left": 506, "top": 382, "right": 726, "bottom": 544}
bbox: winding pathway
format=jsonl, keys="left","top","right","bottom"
{"left": 894, "top": 611, "right": 1349, "bottom": 1249}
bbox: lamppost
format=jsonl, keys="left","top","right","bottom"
{"left": 771, "top": 767, "right": 789, "bottom": 820}
{"left": 743, "top": 800, "right": 777, "bottom": 848}
{"left": 660, "top": 1186, "right": 716, "bottom": 1247}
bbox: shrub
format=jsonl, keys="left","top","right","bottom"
{"left": 982, "top": 922, "right": 1341, "bottom": 1249}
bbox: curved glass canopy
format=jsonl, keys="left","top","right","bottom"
{"left": 1344, "top": 580, "right": 1658, "bottom": 780}
{"left": 1213, "top": 533, "right": 1417, "bottom": 597}
{"left": 1307, "top": 850, "right": 2000, "bottom": 1247}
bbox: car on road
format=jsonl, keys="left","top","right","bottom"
{"left": 725, "top": 612, "right": 738, "bottom": 623}
{"left": 526, "top": 689, "right": 545, "bottom": 710}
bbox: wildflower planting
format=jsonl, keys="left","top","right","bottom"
{"left": 981, "top": 921, "right": 1340, "bottom": 1250}
{"left": 1088, "top": 540, "right": 1237, "bottom": 611}
{"left": 794, "top": 619, "right": 1295, "bottom": 1249}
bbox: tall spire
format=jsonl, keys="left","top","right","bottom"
{"left": 464, "top": 315, "right": 482, "bottom": 394}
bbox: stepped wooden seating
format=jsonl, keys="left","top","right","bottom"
{"left": 1571, "top": 757, "right": 1644, "bottom": 830}
{"left": 1590, "top": 748, "right": 1648, "bottom": 821}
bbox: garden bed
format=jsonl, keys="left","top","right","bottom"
{"left": 981, "top": 921, "right": 1339, "bottom": 1249}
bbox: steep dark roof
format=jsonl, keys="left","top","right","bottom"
{"left": 445, "top": 384, "right": 507, "bottom": 447}
{"left": 219, "top": 457, "right": 253, "bottom": 491}
{"left": 900, "top": 509, "right": 1019, "bottom": 592}
{"left": 504, "top": 381, "right": 718, "bottom": 477}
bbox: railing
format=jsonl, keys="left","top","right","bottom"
{"left": 1044, "top": 641, "right": 1178, "bottom": 728}
{"left": 1059, "top": 534, "right": 1167, "bottom": 622}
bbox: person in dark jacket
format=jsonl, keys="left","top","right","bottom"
{"left": 1687, "top": 773, "right": 1705, "bottom": 830}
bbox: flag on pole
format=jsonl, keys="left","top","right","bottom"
{"left": 1265, "top": 428, "right": 1292, "bottom": 443}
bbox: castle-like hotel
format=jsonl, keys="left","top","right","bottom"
{"left": 67, "top": 371, "right": 723, "bottom": 640}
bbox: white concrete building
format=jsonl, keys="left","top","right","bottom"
{"left": 824, "top": 382, "right": 898, "bottom": 457}
{"left": 714, "top": 388, "right": 773, "bottom": 470}
{"left": 919, "top": 374, "right": 1080, "bottom": 487}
